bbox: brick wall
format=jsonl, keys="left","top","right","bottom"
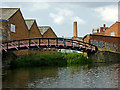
{"left": 9, "top": 10, "right": 28, "bottom": 40}
{"left": 2, "top": 10, "right": 28, "bottom": 41}
{"left": 105, "top": 22, "right": 120, "bottom": 37}
{"left": 28, "top": 21, "right": 42, "bottom": 39}
{"left": 13, "top": 48, "right": 58, "bottom": 56}
{"left": 83, "top": 34, "right": 90, "bottom": 43}
{"left": 0, "top": 21, "right": 8, "bottom": 41}
{"left": 89, "top": 35, "right": 120, "bottom": 51}
{"left": 42, "top": 28, "right": 57, "bottom": 38}
{"left": 93, "top": 32, "right": 105, "bottom": 35}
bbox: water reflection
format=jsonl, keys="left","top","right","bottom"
{"left": 2, "top": 67, "right": 58, "bottom": 88}
{"left": 2, "top": 63, "right": 119, "bottom": 88}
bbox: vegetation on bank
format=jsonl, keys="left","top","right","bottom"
{"left": 10, "top": 52, "right": 93, "bottom": 68}
{"left": 99, "top": 47, "right": 120, "bottom": 54}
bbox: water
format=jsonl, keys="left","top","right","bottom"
{"left": 2, "top": 63, "right": 120, "bottom": 88}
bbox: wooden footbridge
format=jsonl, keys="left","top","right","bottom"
{"left": 2, "top": 38, "right": 98, "bottom": 54}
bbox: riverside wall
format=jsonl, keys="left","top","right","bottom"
{"left": 89, "top": 51, "right": 120, "bottom": 63}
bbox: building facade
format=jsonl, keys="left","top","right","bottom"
{"left": 25, "top": 19, "right": 42, "bottom": 39}
{"left": 0, "top": 8, "right": 28, "bottom": 41}
{"left": 92, "top": 22, "right": 120, "bottom": 37}
{"left": 92, "top": 24, "right": 108, "bottom": 36}
{"left": 83, "top": 22, "right": 120, "bottom": 51}
{"left": 38, "top": 26, "right": 57, "bottom": 38}
{"left": 105, "top": 22, "right": 120, "bottom": 37}
{"left": 38, "top": 26, "right": 58, "bottom": 52}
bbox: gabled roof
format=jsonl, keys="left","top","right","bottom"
{"left": 38, "top": 26, "right": 51, "bottom": 35}
{"left": 25, "top": 19, "right": 35, "bottom": 30}
{"left": 0, "top": 8, "right": 19, "bottom": 20}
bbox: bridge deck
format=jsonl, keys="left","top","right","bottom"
{"left": 2, "top": 38, "right": 98, "bottom": 53}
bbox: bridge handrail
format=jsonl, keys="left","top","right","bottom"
{"left": 2, "top": 38, "right": 98, "bottom": 52}
{"left": 2, "top": 38, "right": 70, "bottom": 43}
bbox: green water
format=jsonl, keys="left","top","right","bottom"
{"left": 2, "top": 63, "right": 119, "bottom": 88}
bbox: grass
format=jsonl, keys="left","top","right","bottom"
{"left": 10, "top": 52, "right": 93, "bottom": 68}
{"left": 99, "top": 47, "right": 120, "bottom": 54}
{"left": 63, "top": 53, "right": 93, "bottom": 64}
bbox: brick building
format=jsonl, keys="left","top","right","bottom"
{"left": 83, "top": 22, "right": 120, "bottom": 51}
{"left": 0, "top": 8, "right": 58, "bottom": 54}
{"left": 0, "top": 8, "right": 28, "bottom": 41}
{"left": 38, "top": 26, "right": 58, "bottom": 52}
{"left": 92, "top": 22, "right": 120, "bottom": 37}
{"left": 92, "top": 24, "right": 108, "bottom": 36}
{"left": 105, "top": 22, "right": 120, "bottom": 37}
{"left": 38, "top": 26, "right": 57, "bottom": 38}
{"left": 25, "top": 19, "right": 42, "bottom": 38}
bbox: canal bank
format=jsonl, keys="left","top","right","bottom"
{"left": 89, "top": 51, "right": 120, "bottom": 63}
{"left": 2, "top": 50, "right": 120, "bottom": 68}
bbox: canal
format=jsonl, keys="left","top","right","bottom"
{"left": 2, "top": 63, "right": 119, "bottom": 88}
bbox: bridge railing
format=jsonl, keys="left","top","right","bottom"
{"left": 2, "top": 38, "right": 98, "bottom": 52}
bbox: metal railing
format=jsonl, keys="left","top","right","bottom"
{"left": 2, "top": 38, "right": 98, "bottom": 53}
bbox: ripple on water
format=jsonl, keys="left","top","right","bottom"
{"left": 3, "top": 63, "right": 119, "bottom": 88}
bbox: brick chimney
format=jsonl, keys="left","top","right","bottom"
{"left": 100, "top": 27, "right": 103, "bottom": 32}
{"left": 100, "top": 24, "right": 106, "bottom": 32}
{"left": 103, "top": 24, "right": 106, "bottom": 27}
{"left": 73, "top": 21, "right": 77, "bottom": 37}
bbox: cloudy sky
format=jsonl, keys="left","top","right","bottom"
{"left": 1, "top": 2, "right": 118, "bottom": 37}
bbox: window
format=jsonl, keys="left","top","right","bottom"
{"left": 48, "top": 48, "right": 51, "bottom": 51}
{"left": 10, "top": 24, "right": 15, "bottom": 32}
{"left": 53, "top": 48, "right": 56, "bottom": 51}
{"left": 110, "top": 32, "right": 115, "bottom": 36}
{"left": 44, "top": 48, "right": 47, "bottom": 51}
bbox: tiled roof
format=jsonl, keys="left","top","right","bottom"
{"left": 0, "top": 8, "right": 19, "bottom": 20}
{"left": 38, "top": 26, "right": 50, "bottom": 35}
{"left": 25, "top": 19, "right": 35, "bottom": 30}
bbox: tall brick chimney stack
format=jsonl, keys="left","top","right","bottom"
{"left": 73, "top": 21, "right": 77, "bottom": 37}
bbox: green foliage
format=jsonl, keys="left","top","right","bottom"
{"left": 63, "top": 53, "right": 93, "bottom": 64}
{"left": 10, "top": 52, "right": 93, "bottom": 68}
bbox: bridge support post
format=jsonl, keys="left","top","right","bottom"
{"left": 29, "top": 39, "right": 31, "bottom": 48}
{"left": 18, "top": 40, "right": 20, "bottom": 49}
{"left": 7, "top": 42, "right": 8, "bottom": 51}
{"left": 71, "top": 40, "right": 73, "bottom": 46}
{"left": 48, "top": 39, "right": 49, "bottom": 47}
{"left": 56, "top": 38, "right": 58, "bottom": 47}
{"left": 64, "top": 39, "right": 66, "bottom": 47}
{"left": 39, "top": 38, "right": 40, "bottom": 48}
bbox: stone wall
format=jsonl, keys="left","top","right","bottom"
{"left": 89, "top": 35, "right": 120, "bottom": 51}
{"left": 89, "top": 51, "right": 120, "bottom": 63}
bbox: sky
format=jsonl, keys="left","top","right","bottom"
{"left": 1, "top": 1, "right": 119, "bottom": 38}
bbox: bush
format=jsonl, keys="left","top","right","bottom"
{"left": 63, "top": 53, "right": 93, "bottom": 64}
{"left": 10, "top": 52, "right": 93, "bottom": 68}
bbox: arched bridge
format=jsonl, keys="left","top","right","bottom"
{"left": 2, "top": 38, "right": 98, "bottom": 54}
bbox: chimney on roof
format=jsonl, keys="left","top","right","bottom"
{"left": 73, "top": 21, "right": 77, "bottom": 37}
{"left": 100, "top": 27, "right": 103, "bottom": 32}
{"left": 100, "top": 24, "right": 106, "bottom": 32}
{"left": 103, "top": 24, "right": 106, "bottom": 27}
